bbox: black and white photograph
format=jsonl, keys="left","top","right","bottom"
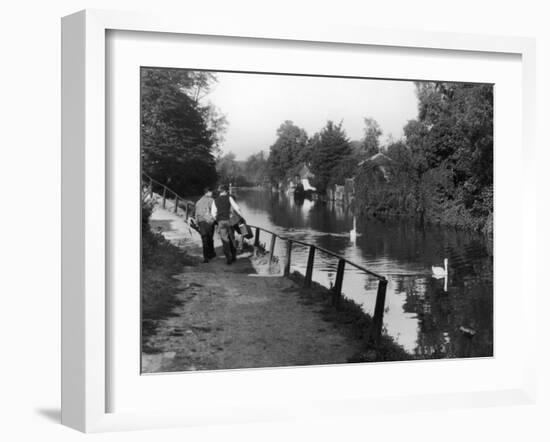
{"left": 140, "top": 67, "right": 493, "bottom": 373}
{"left": 4, "top": 0, "right": 550, "bottom": 439}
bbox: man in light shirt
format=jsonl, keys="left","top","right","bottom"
{"left": 194, "top": 187, "right": 216, "bottom": 263}
{"left": 211, "top": 185, "right": 244, "bottom": 265}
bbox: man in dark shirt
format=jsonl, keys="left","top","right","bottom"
{"left": 211, "top": 185, "right": 244, "bottom": 265}
{"left": 194, "top": 187, "right": 216, "bottom": 263}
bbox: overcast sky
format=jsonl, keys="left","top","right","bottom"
{"left": 205, "top": 71, "right": 420, "bottom": 160}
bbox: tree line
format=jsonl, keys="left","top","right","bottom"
{"left": 141, "top": 69, "right": 493, "bottom": 233}
{"left": 266, "top": 118, "right": 384, "bottom": 192}
{"left": 216, "top": 151, "right": 269, "bottom": 187}
{"left": 264, "top": 82, "right": 493, "bottom": 233}
{"left": 356, "top": 82, "right": 493, "bottom": 233}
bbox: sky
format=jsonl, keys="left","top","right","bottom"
{"left": 205, "top": 71, "right": 420, "bottom": 161}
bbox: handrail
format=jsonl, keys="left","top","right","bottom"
{"left": 260, "top": 229, "right": 385, "bottom": 281}
{"left": 141, "top": 171, "right": 387, "bottom": 348}
{"left": 142, "top": 172, "right": 196, "bottom": 219}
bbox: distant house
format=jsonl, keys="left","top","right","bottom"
{"left": 298, "top": 164, "right": 314, "bottom": 180}
{"left": 333, "top": 185, "right": 345, "bottom": 201}
{"left": 359, "top": 152, "right": 393, "bottom": 181}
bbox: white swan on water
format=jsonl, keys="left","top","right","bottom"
{"left": 350, "top": 216, "right": 357, "bottom": 243}
{"left": 432, "top": 258, "right": 448, "bottom": 278}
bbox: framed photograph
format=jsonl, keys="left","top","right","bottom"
{"left": 61, "top": 9, "right": 537, "bottom": 432}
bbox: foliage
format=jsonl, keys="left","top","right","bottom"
{"left": 243, "top": 151, "right": 269, "bottom": 185}
{"left": 328, "top": 154, "right": 360, "bottom": 188}
{"left": 361, "top": 117, "right": 382, "bottom": 158}
{"left": 216, "top": 151, "right": 268, "bottom": 187}
{"left": 355, "top": 82, "right": 493, "bottom": 233}
{"left": 267, "top": 121, "right": 309, "bottom": 183}
{"left": 141, "top": 68, "right": 226, "bottom": 196}
{"left": 264, "top": 120, "right": 372, "bottom": 191}
{"left": 216, "top": 152, "right": 240, "bottom": 185}
{"left": 308, "top": 121, "right": 353, "bottom": 192}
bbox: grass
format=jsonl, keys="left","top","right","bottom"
{"left": 141, "top": 229, "right": 198, "bottom": 353}
{"left": 288, "top": 271, "right": 412, "bottom": 363}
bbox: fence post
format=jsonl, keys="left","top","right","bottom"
{"left": 370, "top": 278, "right": 388, "bottom": 348}
{"left": 148, "top": 178, "right": 153, "bottom": 198}
{"left": 304, "top": 246, "right": 315, "bottom": 287}
{"left": 332, "top": 259, "right": 345, "bottom": 309}
{"left": 284, "top": 240, "right": 292, "bottom": 277}
{"left": 162, "top": 187, "right": 166, "bottom": 209}
{"left": 268, "top": 234, "right": 276, "bottom": 267}
{"left": 254, "top": 227, "right": 260, "bottom": 247}
{"left": 174, "top": 196, "right": 179, "bottom": 214}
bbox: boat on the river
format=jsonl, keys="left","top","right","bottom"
{"left": 293, "top": 181, "right": 316, "bottom": 199}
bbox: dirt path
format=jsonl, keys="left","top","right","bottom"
{"left": 142, "top": 207, "right": 364, "bottom": 373}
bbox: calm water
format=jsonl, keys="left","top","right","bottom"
{"left": 233, "top": 188, "right": 493, "bottom": 358}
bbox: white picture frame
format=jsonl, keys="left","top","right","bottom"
{"left": 61, "top": 9, "right": 537, "bottom": 433}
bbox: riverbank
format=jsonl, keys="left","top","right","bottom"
{"left": 287, "top": 272, "right": 411, "bottom": 363}
{"left": 141, "top": 209, "right": 199, "bottom": 349}
{"left": 141, "top": 205, "right": 410, "bottom": 372}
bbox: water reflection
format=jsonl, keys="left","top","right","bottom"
{"left": 234, "top": 188, "right": 493, "bottom": 358}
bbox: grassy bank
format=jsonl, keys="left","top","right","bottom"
{"left": 142, "top": 203, "right": 197, "bottom": 352}
{"left": 288, "top": 272, "right": 411, "bottom": 363}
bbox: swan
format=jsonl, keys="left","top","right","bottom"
{"left": 350, "top": 216, "right": 357, "bottom": 243}
{"left": 432, "top": 258, "right": 448, "bottom": 278}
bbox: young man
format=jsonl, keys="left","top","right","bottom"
{"left": 194, "top": 187, "right": 216, "bottom": 263}
{"left": 211, "top": 185, "right": 244, "bottom": 265}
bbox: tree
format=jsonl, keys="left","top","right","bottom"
{"left": 414, "top": 82, "right": 493, "bottom": 228}
{"left": 410, "top": 82, "right": 493, "bottom": 203}
{"left": 309, "top": 121, "right": 353, "bottom": 192}
{"left": 267, "top": 121, "right": 308, "bottom": 183}
{"left": 355, "top": 81, "right": 493, "bottom": 233}
{"left": 361, "top": 117, "right": 382, "bottom": 158}
{"left": 141, "top": 68, "right": 226, "bottom": 196}
{"left": 216, "top": 152, "right": 240, "bottom": 185}
{"left": 243, "top": 151, "right": 269, "bottom": 185}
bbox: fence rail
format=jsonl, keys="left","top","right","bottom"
{"left": 141, "top": 172, "right": 388, "bottom": 348}
{"left": 142, "top": 173, "right": 196, "bottom": 220}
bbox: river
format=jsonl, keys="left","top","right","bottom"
{"left": 232, "top": 187, "right": 493, "bottom": 359}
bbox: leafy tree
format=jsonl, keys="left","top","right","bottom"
{"left": 329, "top": 155, "right": 360, "bottom": 188}
{"left": 141, "top": 68, "right": 225, "bottom": 196}
{"left": 216, "top": 152, "right": 240, "bottom": 185}
{"left": 410, "top": 82, "right": 493, "bottom": 216}
{"left": 355, "top": 81, "right": 493, "bottom": 233}
{"left": 243, "top": 151, "right": 269, "bottom": 185}
{"left": 217, "top": 151, "right": 266, "bottom": 187}
{"left": 309, "top": 121, "right": 353, "bottom": 192}
{"left": 361, "top": 117, "right": 382, "bottom": 158}
{"left": 267, "top": 121, "right": 308, "bottom": 183}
